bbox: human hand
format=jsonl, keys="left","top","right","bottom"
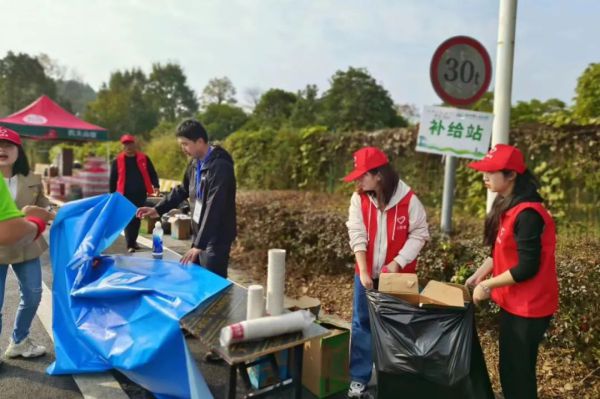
{"left": 465, "top": 267, "right": 488, "bottom": 288}
{"left": 473, "top": 284, "right": 491, "bottom": 306}
{"left": 22, "top": 205, "right": 55, "bottom": 222}
{"left": 136, "top": 207, "right": 159, "bottom": 219}
{"left": 383, "top": 260, "right": 400, "bottom": 273}
{"left": 359, "top": 271, "right": 373, "bottom": 289}
{"left": 180, "top": 248, "right": 202, "bottom": 265}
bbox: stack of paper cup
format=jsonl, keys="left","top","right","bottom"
{"left": 266, "top": 249, "right": 286, "bottom": 316}
{"left": 246, "top": 285, "right": 265, "bottom": 320}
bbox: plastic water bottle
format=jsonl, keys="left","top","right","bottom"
{"left": 152, "top": 221, "right": 164, "bottom": 259}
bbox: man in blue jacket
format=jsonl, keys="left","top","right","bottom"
{"left": 136, "top": 119, "right": 236, "bottom": 279}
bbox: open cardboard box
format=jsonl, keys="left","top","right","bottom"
{"left": 302, "top": 321, "right": 350, "bottom": 398}
{"left": 379, "top": 273, "right": 471, "bottom": 308}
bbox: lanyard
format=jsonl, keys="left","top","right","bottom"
{"left": 195, "top": 146, "right": 213, "bottom": 199}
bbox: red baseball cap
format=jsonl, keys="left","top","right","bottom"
{"left": 0, "top": 126, "right": 22, "bottom": 146}
{"left": 468, "top": 144, "right": 527, "bottom": 174}
{"left": 343, "top": 147, "right": 389, "bottom": 182}
{"left": 120, "top": 134, "right": 136, "bottom": 144}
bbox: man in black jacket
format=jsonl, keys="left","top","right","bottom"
{"left": 136, "top": 119, "right": 236, "bottom": 278}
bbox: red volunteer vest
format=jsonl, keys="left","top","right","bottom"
{"left": 356, "top": 191, "right": 417, "bottom": 276}
{"left": 116, "top": 152, "right": 154, "bottom": 195}
{"left": 492, "top": 202, "right": 559, "bottom": 317}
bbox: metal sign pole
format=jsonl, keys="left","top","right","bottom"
{"left": 441, "top": 155, "right": 457, "bottom": 234}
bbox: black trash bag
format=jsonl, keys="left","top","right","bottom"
{"left": 366, "top": 290, "right": 494, "bottom": 399}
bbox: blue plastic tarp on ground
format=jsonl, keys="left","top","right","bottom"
{"left": 47, "top": 193, "right": 231, "bottom": 399}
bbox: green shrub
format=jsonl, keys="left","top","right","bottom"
{"left": 226, "top": 124, "right": 600, "bottom": 235}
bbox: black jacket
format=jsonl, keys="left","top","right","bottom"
{"left": 155, "top": 146, "right": 236, "bottom": 250}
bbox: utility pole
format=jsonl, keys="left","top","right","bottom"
{"left": 488, "top": 0, "right": 518, "bottom": 211}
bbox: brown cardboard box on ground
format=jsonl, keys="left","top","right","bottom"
{"left": 379, "top": 273, "right": 468, "bottom": 308}
{"left": 170, "top": 215, "right": 191, "bottom": 240}
{"left": 302, "top": 322, "right": 350, "bottom": 398}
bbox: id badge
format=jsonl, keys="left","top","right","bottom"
{"left": 193, "top": 199, "right": 202, "bottom": 223}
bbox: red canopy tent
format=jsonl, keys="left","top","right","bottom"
{"left": 0, "top": 95, "right": 108, "bottom": 141}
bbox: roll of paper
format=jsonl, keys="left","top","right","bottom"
{"left": 246, "top": 285, "right": 265, "bottom": 320}
{"left": 220, "top": 310, "right": 316, "bottom": 347}
{"left": 266, "top": 249, "right": 286, "bottom": 316}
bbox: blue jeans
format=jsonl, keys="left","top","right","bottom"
{"left": 0, "top": 258, "right": 43, "bottom": 344}
{"left": 350, "top": 274, "right": 377, "bottom": 384}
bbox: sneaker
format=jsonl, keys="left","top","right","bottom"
{"left": 4, "top": 337, "right": 46, "bottom": 358}
{"left": 347, "top": 381, "right": 372, "bottom": 398}
{"left": 127, "top": 247, "right": 136, "bottom": 253}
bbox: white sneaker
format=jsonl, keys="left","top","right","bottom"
{"left": 347, "top": 381, "right": 372, "bottom": 398}
{"left": 4, "top": 337, "right": 46, "bottom": 358}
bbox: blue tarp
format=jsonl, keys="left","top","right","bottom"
{"left": 47, "top": 193, "right": 231, "bottom": 399}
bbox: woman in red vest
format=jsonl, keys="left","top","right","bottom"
{"left": 466, "top": 144, "right": 558, "bottom": 399}
{"left": 344, "top": 147, "right": 429, "bottom": 398}
{"left": 109, "top": 134, "right": 160, "bottom": 252}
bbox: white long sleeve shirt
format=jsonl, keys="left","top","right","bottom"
{"left": 346, "top": 179, "right": 430, "bottom": 278}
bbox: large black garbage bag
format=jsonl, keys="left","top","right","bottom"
{"left": 366, "top": 290, "right": 494, "bottom": 399}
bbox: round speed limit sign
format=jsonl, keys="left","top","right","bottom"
{"left": 430, "top": 36, "right": 492, "bottom": 107}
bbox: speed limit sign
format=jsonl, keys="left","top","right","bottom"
{"left": 430, "top": 36, "right": 492, "bottom": 107}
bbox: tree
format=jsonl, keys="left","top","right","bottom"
{"left": 198, "top": 103, "right": 248, "bottom": 140}
{"left": 469, "top": 91, "right": 494, "bottom": 112}
{"left": 395, "top": 103, "right": 419, "bottom": 125}
{"left": 85, "top": 69, "right": 158, "bottom": 139}
{"left": 573, "top": 63, "right": 600, "bottom": 121}
{"left": 320, "top": 67, "right": 406, "bottom": 131}
{"left": 0, "top": 51, "right": 57, "bottom": 115}
{"left": 56, "top": 80, "right": 97, "bottom": 116}
{"left": 248, "top": 89, "right": 297, "bottom": 130}
{"left": 243, "top": 87, "right": 262, "bottom": 110}
{"left": 37, "top": 53, "right": 68, "bottom": 81}
{"left": 289, "top": 84, "right": 321, "bottom": 128}
{"left": 201, "top": 77, "right": 237, "bottom": 107}
{"left": 511, "top": 98, "right": 566, "bottom": 125}
{"left": 146, "top": 63, "right": 198, "bottom": 122}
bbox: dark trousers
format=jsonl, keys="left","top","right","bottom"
{"left": 197, "top": 243, "right": 232, "bottom": 278}
{"left": 124, "top": 193, "right": 147, "bottom": 249}
{"left": 499, "top": 309, "right": 551, "bottom": 399}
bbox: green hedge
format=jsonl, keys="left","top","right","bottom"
{"left": 225, "top": 125, "right": 600, "bottom": 232}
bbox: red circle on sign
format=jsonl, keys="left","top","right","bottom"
{"left": 430, "top": 36, "right": 492, "bottom": 107}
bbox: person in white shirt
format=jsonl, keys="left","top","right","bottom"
{"left": 344, "top": 146, "right": 429, "bottom": 398}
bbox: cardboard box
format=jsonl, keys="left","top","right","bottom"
{"left": 379, "top": 273, "right": 468, "bottom": 308}
{"left": 302, "top": 323, "right": 350, "bottom": 398}
{"left": 285, "top": 296, "right": 321, "bottom": 318}
{"left": 170, "top": 216, "right": 191, "bottom": 240}
{"left": 140, "top": 217, "right": 160, "bottom": 235}
{"left": 247, "top": 350, "right": 290, "bottom": 389}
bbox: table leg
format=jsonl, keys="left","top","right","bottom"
{"left": 292, "top": 344, "right": 304, "bottom": 399}
{"left": 227, "top": 364, "right": 237, "bottom": 399}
